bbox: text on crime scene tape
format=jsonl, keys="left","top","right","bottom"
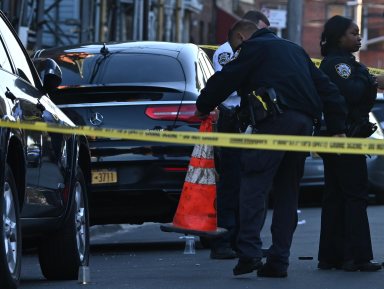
{"left": 1, "top": 120, "right": 384, "bottom": 155}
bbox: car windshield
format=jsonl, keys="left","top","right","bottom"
{"left": 54, "top": 52, "right": 185, "bottom": 86}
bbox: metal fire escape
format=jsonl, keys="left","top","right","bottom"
{"left": 0, "top": 0, "right": 93, "bottom": 50}
{"left": 0, "top": 0, "right": 203, "bottom": 51}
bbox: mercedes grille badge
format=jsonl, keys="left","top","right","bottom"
{"left": 90, "top": 112, "right": 104, "bottom": 126}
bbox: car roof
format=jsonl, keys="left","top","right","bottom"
{"left": 38, "top": 41, "right": 200, "bottom": 58}
{"left": 35, "top": 41, "right": 208, "bottom": 93}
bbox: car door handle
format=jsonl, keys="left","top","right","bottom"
{"left": 5, "top": 87, "right": 16, "bottom": 102}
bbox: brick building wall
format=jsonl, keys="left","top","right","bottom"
{"left": 192, "top": 0, "right": 383, "bottom": 68}
{"left": 301, "top": 0, "right": 384, "bottom": 68}
{"left": 189, "top": 0, "right": 215, "bottom": 44}
{"left": 361, "top": 51, "right": 384, "bottom": 68}
{"left": 302, "top": 0, "right": 327, "bottom": 59}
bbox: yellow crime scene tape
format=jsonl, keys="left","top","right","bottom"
{"left": 199, "top": 45, "right": 384, "bottom": 75}
{"left": 311, "top": 57, "right": 384, "bottom": 76}
{"left": 1, "top": 120, "right": 384, "bottom": 155}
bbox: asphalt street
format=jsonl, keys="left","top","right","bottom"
{"left": 20, "top": 205, "right": 384, "bottom": 289}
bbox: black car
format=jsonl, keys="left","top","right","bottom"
{"left": 33, "top": 41, "right": 217, "bottom": 225}
{"left": 362, "top": 94, "right": 384, "bottom": 202}
{"left": 0, "top": 10, "right": 91, "bottom": 289}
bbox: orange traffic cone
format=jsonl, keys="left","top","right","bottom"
{"left": 160, "top": 117, "right": 227, "bottom": 238}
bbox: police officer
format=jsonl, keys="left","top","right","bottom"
{"left": 209, "top": 10, "right": 270, "bottom": 260}
{"left": 213, "top": 11, "right": 270, "bottom": 73}
{"left": 317, "top": 15, "right": 381, "bottom": 272}
{"left": 195, "top": 20, "right": 347, "bottom": 278}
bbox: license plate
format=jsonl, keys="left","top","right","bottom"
{"left": 91, "top": 169, "right": 118, "bottom": 184}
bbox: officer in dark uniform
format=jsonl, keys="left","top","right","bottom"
{"left": 195, "top": 20, "right": 347, "bottom": 278}
{"left": 317, "top": 15, "right": 381, "bottom": 272}
{"left": 209, "top": 10, "right": 270, "bottom": 261}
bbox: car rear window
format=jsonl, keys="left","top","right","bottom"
{"left": 55, "top": 53, "right": 185, "bottom": 86}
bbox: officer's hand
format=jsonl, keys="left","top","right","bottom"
{"left": 332, "top": 133, "right": 346, "bottom": 138}
{"left": 194, "top": 109, "right": 210, "bottom": 120}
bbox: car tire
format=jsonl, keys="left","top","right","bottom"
{"left": 0, "top": 164, "right": 21, "bottom": 289}
{"left": 38, "top": 166, "right": 90, "bottom": 280}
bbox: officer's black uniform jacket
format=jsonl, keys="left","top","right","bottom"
{"left": 196, "top": 28, "right": 347, "bottom": 134}
{"left": 319, "top": 49, "right": 377, "bottom": 126}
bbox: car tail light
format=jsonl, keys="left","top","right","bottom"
{"left": 145, "top": 104, "right": 218, "bottom": 123}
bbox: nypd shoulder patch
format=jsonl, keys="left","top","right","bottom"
{"left": 218, "top": 52, "right": 231, "bottom": 65}
{"left": 335, "top": 63, "right": 351, "bottom": 79}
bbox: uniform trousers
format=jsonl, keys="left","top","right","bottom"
{"left": 211, "top": 105, "right": 241, "bottom": 251}
{"left": 236, "top": 110, "right": 314, "bottom": 271}
{"left": 318, "top": 153, "right": 373, "bottom": 264}
{"left": 211, "top": 146, "right": 241, "bottom": 250}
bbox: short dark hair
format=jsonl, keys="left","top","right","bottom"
{"left": 242, "top": 10, "right": 270, "bottom": 27}
{"left": 228, "top": 19, "right": 258, "bottom": 43}
{"left": 320, "top": 15, "right": 353, "bottom": 56}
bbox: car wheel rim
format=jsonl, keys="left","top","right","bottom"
{"left": 3, "top": 181, "right": 17, "bottom": 274}
{"left": 74, "top": 181, "right": 86, "bottom": 262}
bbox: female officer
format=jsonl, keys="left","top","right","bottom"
{"left": 317, "top": 15, "right": 381, "bottom": 272}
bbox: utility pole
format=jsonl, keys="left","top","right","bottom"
{"left": 157, "top": 0, "right": 164, "bottom": 41}
{"left": 355, "top": 0, "right": 363, "bottom": 60}
{"left": 164, "top": 0, "right": 172, "bottom": 42}
{"left": 175, "top": 0, "right": 181, "bottom": 42}
{"left": 95, "top": 0, "right": 101, "bottom": 42}
{"left": 287, "top": 0, "right": 303, "bottom": 45}
{"left": 80, "top": 0, "right": 92, "bottom": 43}
{"left": 347, "top": 0, "right": 363, "bottom": 59}
{"left": 355, "top": 0, "right": 363, "bottom": 31}
{"left": 143, "top": 0, "right": 149, "bottom": 40}
{"left": 133, "top": 0, "right": 143, "bottom": 40}
{"left": 35, "top": 0, "right": 45, "bottom": 49}
{"left": 100, "top": 0, "right": 108, "bottom": 42}
{"left": 211, "top": 0, "right": 217, "bottom": 45}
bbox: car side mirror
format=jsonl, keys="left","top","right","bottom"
{"left": 33, "top": 58, "right": 62, "bottom": 93}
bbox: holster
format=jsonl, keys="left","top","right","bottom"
{"left": 217, "top": 105, "right": 241, "bottom": 133}
{"left": 238, "top": 87, "right": 283, "bottom": 132}
{"left": 346, "top": 118, "right": 377, "bottom": 138}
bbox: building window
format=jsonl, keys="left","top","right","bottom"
{"left": 260, "top": 4, "right": 288, "bottom": 38}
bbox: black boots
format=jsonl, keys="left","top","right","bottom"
{"left": 233, "top": 258, "right": 263, "bottom": 276}
{"left": 341, "top": 260, "right": 382, "bottom": 272}
{"left": 318, "top": 260, "right": 382, "bottom": 272}
{"left": 257, "top": 263, "right": 288, "bottom": 278}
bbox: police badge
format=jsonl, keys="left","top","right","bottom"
{"left": 218, "top": 52, "right": 231, "bottom": 65}
{"left": 335, "top": 63, "right": 351, "bottom": 79}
